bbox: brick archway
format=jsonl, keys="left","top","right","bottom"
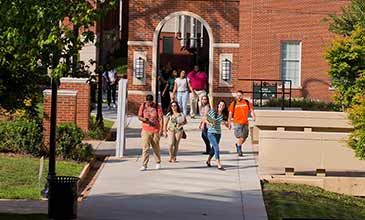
{"left": 151, "top": 11, "right": 214, "bottom": 99}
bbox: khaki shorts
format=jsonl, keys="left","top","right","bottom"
{"left": 234, "top": 124, "right": 249, "bottom": 139}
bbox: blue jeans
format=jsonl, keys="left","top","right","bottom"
{"left": 176, "top": 91, "right": 189, "bottom": 116}
{"left": 207, "top": 132, "right": 221, "bottom": 160}
{"left": 201, "top": 126, "right": 211, "bottom": 153}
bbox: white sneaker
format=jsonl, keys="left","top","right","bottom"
{"left": 139, "top": 166, "right": 147, "bottom": 171}
{"left": 155, "top": 164, "right": 161, "bottom": 170}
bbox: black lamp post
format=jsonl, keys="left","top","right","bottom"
{"left": 96, "top": 0, "right": 105, "bottom": 126}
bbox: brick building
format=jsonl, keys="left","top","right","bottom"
{"left": 79, "top": 0, "right": 350, "bottom": 112}
{"left": 124, "top": 0, "right": 350, "bottom": 112}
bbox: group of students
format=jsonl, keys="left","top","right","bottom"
{"left": 138, "top": 90, "right": 256, "bottom": 171}
{"left": 159, "top": 65, "right": 208, "bottom": 118}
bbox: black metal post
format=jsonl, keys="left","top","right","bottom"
{"left": 96, "top": 2, "right": 104, "bottom": 126}
{"left": 289, "top": 80, "right": 292, "bottom": 107}
{"left": 252, "top": 81, "right": 255, "bottom": 106}
{"left": 48, "top": 77, "right": 57, "bottom": 178}
{"left": 281, "top": 81, "right": 285, "bottom": 110}
{"left": 260, "top": 81, "right": 263, "bottom": 107}
{"left": 72, "top": 26, "right": 79, "bottom": 76}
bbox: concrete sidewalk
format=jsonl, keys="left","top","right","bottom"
{"left": 78, "top": 117, "right": 268, "bottom": 220}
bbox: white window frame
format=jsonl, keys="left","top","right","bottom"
{"left": 280, "top": 41, "right": 302, "bottom": 88}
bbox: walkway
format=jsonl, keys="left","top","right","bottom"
{"left": 78, "top": 117, "right": 268, "bottom": 220}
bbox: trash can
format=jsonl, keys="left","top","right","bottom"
{"left": 48, "top": 176, "right": 79, "bottom": 220}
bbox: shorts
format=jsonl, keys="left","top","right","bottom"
{"left": 234, "top": 124, "right": 249, "bottom": 139}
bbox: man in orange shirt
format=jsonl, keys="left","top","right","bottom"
{"left": 138, "top": 95, "right": 164, "bottom": 171}
{"left": 228, "top": 90, "right": 256, "bottom": 156}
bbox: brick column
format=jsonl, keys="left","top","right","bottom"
{"left": 43, "top": 90, "right": 78, "bottom": 145}
{"left": 59, "top": 78, "right": 90, "bottom": 131}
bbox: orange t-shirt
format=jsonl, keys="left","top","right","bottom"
{"left": 138, "top": 103, "right": 163, "bottom": 133}
{"left": 228, "top": 99, "right": 253, "bottom": 125}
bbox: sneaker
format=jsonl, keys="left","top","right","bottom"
{"left": 112, "top": 103, "right": 117, "bottom": 108}
{"left": 155, "top": 164, "right": 161, "bottom": 170}
{"left": 139, "top": 166, "right": 147, "bottom": 171}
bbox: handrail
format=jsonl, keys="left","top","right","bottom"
{"left": 238, "top": 78, "right": 292, "bottom": 110}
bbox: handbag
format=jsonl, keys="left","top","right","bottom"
{"left": 181, "top": 130, "right": 187, "bottom": 139}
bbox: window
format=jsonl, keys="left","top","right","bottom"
{"left": 163, "top": 37, "right": 174, "bottom": 54}
{"left": 281, "top": 42, "right": 301, "bottom": 87}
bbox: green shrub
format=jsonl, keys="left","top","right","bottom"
{"left": 0, "top": 119, "right": 44, "bottom": 156}
{"left": 87, "top": 127, "right": 107, "bottom": 140}
{"left": 56, "top": 123, "right": 93, "bottom": 162}
{"left": 263, "top": 98, "right": 341, "bottom": 111}
{"left": 348, "top": 96, "right": 365, "bottom": 159}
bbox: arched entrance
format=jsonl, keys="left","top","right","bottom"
{"left": 151, "top": 11, "right": 214, "bottom": 106}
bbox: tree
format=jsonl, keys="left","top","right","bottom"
{"left": 327, "top": 0, "right": 365, "bottom": 36}
{"left": 326, "top": 26, "right": 365, "bottom": 159}
{"left": 325, "top": 26, "right": 365, "bottom": 108}
{"left": 0, "top": 0, "right": 116, "bottom": 114}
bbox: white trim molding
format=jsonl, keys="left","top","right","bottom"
{"left": 128, "top": 90, "right": 153, "bottom": 95}
{"left": 212, "top": 92, "right": 235, "bottom": 97}
{"left": 128, "top": 41, "right": 153, "bottom": 46}
{"left": 152, "top": 11, "right": 215, "bottom": 98}
{"left": 43, "top": 89, "right": 78, "bottom": 96}
{"left": 213, "top": 43, "right": 240, "bottom": 48}
{"left": 60, "top": 77, "right": 88, "bottom": 84}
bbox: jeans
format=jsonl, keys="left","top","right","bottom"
{"left": 207, "top": 132, "right": 221, "bottom": 160}
{"left": 201, "top": 126, "right": 211, "bottom": 153}
{"left": 176, "top": 91, "right": 189, "bottom": 116}
{"left": 106, "top": 82, "right": 116, "bottom": 106}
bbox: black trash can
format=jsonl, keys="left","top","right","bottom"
{"left": 48, "top": 176, "right": 79, "bottom": 220}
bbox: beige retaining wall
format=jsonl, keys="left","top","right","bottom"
{"left": 255, "top": 110, "right": 365, "bottom": 172}
{"left": 254, "top": 110, "right": 365, "bottom": 196}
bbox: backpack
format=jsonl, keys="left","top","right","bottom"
{"left": 231, "top": 99, "right": 251, "bottom": 119}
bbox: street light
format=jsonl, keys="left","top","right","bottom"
{"left": 96, "top": 0, "right": 106, "bottom": 127}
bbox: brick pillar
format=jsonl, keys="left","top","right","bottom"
{"left": 59, "top": 78, "right": 90, "bottom": 131}
{"left": 43, "top": 89, "right": 78, "bottom": 145}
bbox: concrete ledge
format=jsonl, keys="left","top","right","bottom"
{"left": 255, "top": 110, "right": 353, "bottom": 129}
{"left": 43, "top": 89, "right": 78, "bottom": 96}
{"left": 60, "top": 77, "right": 88, "bottom": 84}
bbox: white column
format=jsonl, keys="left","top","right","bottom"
{"left": 119, "top": 0, "right": 123, "bottom": 34}
{"left": 116, "top": 79, "right": 128, "bottom": 157}
{"left": 200, "top": 22, "right": 204, "bottom": 48}
{"left": 181, "top": 16, "right": 186, "bottom": 47}
{"left": 190, "top": 17, "right": 195, "bottom": 48}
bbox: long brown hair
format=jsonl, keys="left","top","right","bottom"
{"left": 166, "top": 101, "right": 181, "bottom": 115}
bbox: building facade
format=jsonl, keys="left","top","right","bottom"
{"left": 81, "top": 0, "right": 350, "bottom": 113}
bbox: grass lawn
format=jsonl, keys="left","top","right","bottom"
{"left": 0, "top": 155, "right": 85, "bottom": 200}
{"left": 0, "top": 213, "right": 48, "bottom": 220}
{"left": 262, "top": 182, "right": 365, "bottom": 220}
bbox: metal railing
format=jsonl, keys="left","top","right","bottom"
{"left": 238, "top": 78, "right": 292, "bottom": 110}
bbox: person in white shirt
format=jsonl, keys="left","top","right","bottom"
{"left": 103, "top": 63, "right": 118, "bottom": 109}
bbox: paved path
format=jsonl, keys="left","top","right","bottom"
{"left": 78, "top": 117, "right": 268, "bottom": 220}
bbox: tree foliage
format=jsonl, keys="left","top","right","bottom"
{"left": 0, "top": 0, "right": 116, "bottom": 112}
{"left": 326, "top": 25, "right": 365, "bottom": 159}
{"left": 327, "top": 0, "right": 365, "bottom": 36}
{"left": 325, "top": 26, "right": 365, "bottom": 108}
